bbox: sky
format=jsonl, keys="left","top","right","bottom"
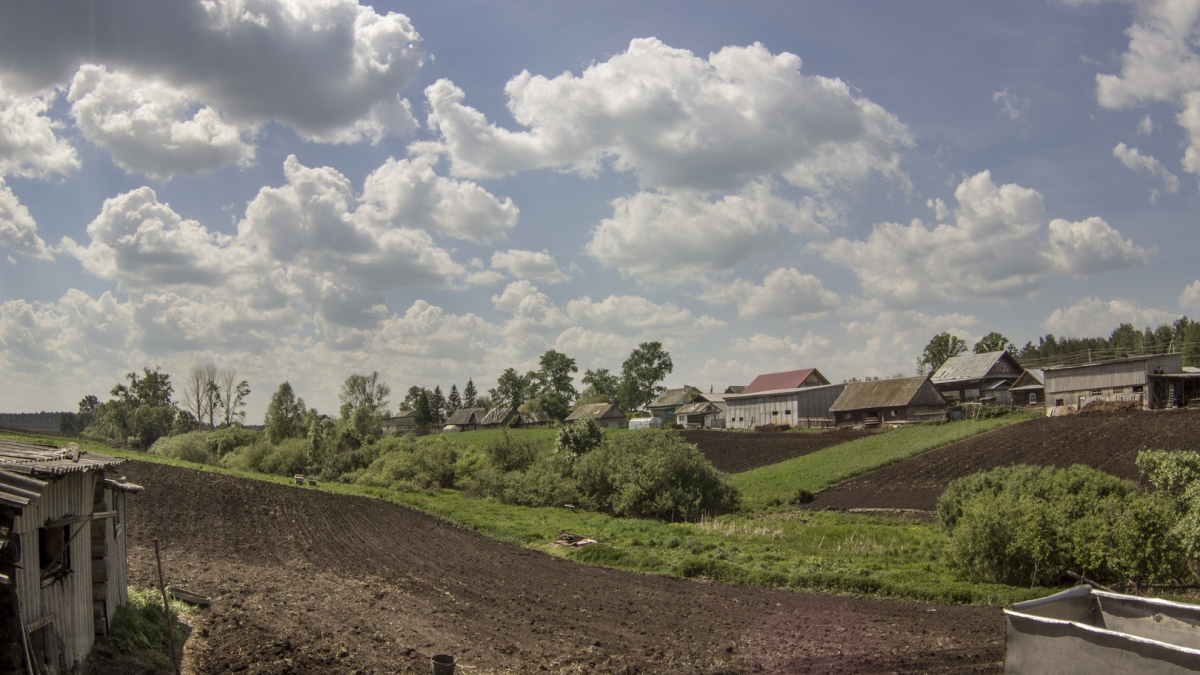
{"left": 1, "top": 0, "right": 1199, "bottom": 421}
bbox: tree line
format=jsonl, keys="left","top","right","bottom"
{"left": 916, "top": 317, "right": 1200, "bottom": 375}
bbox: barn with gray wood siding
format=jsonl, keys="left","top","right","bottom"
{"left": 0, "top": 441, "right": 139, "bottom": 674}
{"left": 829, "top": 377, "right": 949, "bottom": 428}
{"left": 1043, "top": 353, "right": 1200, "bottom": 411}
{"left": 724, "top": 383, "right": 846, "bottom": 429}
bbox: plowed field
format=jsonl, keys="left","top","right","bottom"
{"left": 809, "top": 408, "right": 1200, "bottom": 513}
{"left": 115, "top": 461, "right": 1005, "bottom": 674}
{"left": 682, "top": 428, "right": 874, "bottom": 473}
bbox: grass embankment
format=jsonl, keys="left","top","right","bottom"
{"left": 732, "top": 413, "right": 1040, "bottom": 509}
{"left": 2, "top": 416, "right": 1041, "bottom": 606}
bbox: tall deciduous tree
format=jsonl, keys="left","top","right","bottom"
{"left": 973, "top": 332, "right": 1012, "bottom": 354}
{"left": 339, "top": 372, "right": 391, "bottom": 441}
{"left": 919, "top": 332, "right": 967, "bottom": 375}
{"left": 216, "top": 368, "right": 250, "bottom": 427}
{"left": 617, "top": 342, "right": 673, "bottom": 412}
{"left": 492, "top": 368, "right": 531, "bottom": 408}
{"left": 534, "top": 349, "right": 578, "bottom": 403}
{"left": 183, "top": 363, "right": 218, "bottom": 427}
{"left": 264, "top": 382, "right": 306, "bottom": 444}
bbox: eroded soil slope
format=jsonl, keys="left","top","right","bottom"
{"left": 809, "top": 408, "right": 1200, "bottom": 513}
{"left": 118, "top": 461, "right": 1003, "bottom": 674}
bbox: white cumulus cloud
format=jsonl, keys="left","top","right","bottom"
{"left": 702, "top": 267, "right": 839, "bottom": 321}
{"left": 1043, "top": 297, "right": 1180, "bottom": 336}
{"left": 489, "top": 250, "right": 569, "bottom": 284}
{"left": 1181, "top": 280, "right": 1200, "bottom": 312}
{"left": 67, "top": 64, "right": 256, "bottom": 180}
{"left": 421, "top": 38, "right": 911, "bottom": 192}
{"left": 816, "top": 171, "right": 1149, "bottom": 304}
{"left": 0, "top": 84, "right": 79, "bottom": 179}
{"left": 1112, "top": 142, "right": 1180, "bottom": 201}
{"left": 0, "top": 179, "right": 52, "bottom": 259}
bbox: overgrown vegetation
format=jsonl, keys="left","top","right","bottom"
{"left": 100, "top": 587, "right": 190, "bottom": 670}
{"left": 937, "top": 456, "right": 1200, "bottom": 589}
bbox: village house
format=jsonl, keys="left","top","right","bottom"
{"left": 444, "top": 408, "right": 488, "bottom": 431}
{"left": 724, "top": 368, "right": 844, "bottom": 429}
{"left": 382, "top": 410, "right": 415, "bottom": 434}
{"left": 1009, "top": 369, "right": 1045, "bottom": 408}
{"left": 931, "top": 350, "right": 1023, "bottom": 404}
{"left": 565, "top": 403, "right": 628, "bottom": 429}
{"left": 1043, "top": 353, "right": 1200, "bottom": 411}
{"left": 646, "top": 387, "right": 704, "bottom": 425}
{"left": 0, "top": 441, "right": 140, "bottom": 674}
{"left": 829, "top": 376, "right": 949, "bottom": 428}
{"left": 481, "top": 406, "right": 519, "bottom": 428}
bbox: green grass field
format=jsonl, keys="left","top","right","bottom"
{"left": 1, "top": 415, "right": 1042, "bottom": 606}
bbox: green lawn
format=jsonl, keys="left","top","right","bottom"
{"left": 1, "top": 417, "right": 1043, "bottom": 606}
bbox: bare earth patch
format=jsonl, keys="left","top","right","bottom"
{"left": 808, "top": 408, "right": 1200, "bottom": 513}
{"left": 111, "top": 461, "right": 1004, "bottom": 674}
{"left": 681, "top": 428, "right": 875, "bottom": 474}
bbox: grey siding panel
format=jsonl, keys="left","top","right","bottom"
{"left": 725, "top": 384, "right": 845, "bottom": 429}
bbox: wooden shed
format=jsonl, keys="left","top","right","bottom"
{"left": 646, "top": 387, "right": 703, "bottom": 425}
{"left": 0, "top": 441, "right": 140, "bottom": 674}
{"left": 829, "top": 377, "right": 949, "bottom": 428}
{"left": 444, "top": 408, "right": 487, "bottom": 431}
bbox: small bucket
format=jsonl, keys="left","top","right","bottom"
{"left": 431, "top": 653, "right": 456, "bottom": 675}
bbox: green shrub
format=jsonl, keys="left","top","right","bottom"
{"left": 573, "top": 430, "right": 739, "bottom": 521}
{"left": 207, "top": 426, "right": 260, "bottom": 458}
{"left": 938, "top": 464, "right": 1183, "bottom": 587}
{"left": 222, "top": 438, "right": 310, "bottom": 476}
{"left": 148, "top": 432, "right": 217, "bottom": 465}
{"left": 555, "top": 415, "right": 604, "bottom": 459}
{"left": 483, "top": 431, "right": 542, "bottom": 473}
{"left": 354, "top": 438, "right": 458, "bottom": 490}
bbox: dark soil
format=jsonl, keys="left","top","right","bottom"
{"left": 809, "top": 408, "right": 1200, "bottom": 513}
{"left": 682, "top": 428, "right": 875, "bottom": 474}
{"left": 108, "top": 461, "right": 1005, "bottom": 674}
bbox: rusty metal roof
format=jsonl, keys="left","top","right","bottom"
{"left": 0, "top": 440, "right": 126, "bottom": 476}
{"left": 829, "top": 377, "right": 945, "bottom": 411}
{"left": 741, "top": 369, "right": 829, "bottom": 395}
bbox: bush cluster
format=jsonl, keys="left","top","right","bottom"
{"left": 938, "top": 463, "right": 1187, "bottom": 587}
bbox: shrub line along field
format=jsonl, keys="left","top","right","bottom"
{"left": 808, "top": 408, "right": 1200, "bottom": 512}
{"left": 118, "top": 460, "right": 1006, "bottom": 675}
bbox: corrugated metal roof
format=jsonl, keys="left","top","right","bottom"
{"left": 675, "top": 402, "right": 721, "bottom": 415}
{"left": 741, "top": 369, "right": 828, "bottom": 395}
{"left": 829, "top": 377, "right": 943, "bottom": 411}
{"left": 647, "top": 387, "right": 701, "bottom": 409}
{"left": 932, "top": 351, "right": 1020, "bottom": 383}
{"left": 481, "top": 406, "right": 517, "bottom": 425}
{"left": 0, "top": 440, "right": 128, "bottom": 511}
{"left": 0, "top": 440, "right": 126, "bottom": 475}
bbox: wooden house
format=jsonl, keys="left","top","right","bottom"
{"left": 1009, "top": 369, "right": 1045, "bottom": 407}
{"left": 382, "top": 410, "right": 415, "bottom": 434}
{"left": 829, "top": 377, "right": 949, "bottom": 428}
{"left": 646, "top": 387, "right": 703, "bottom": 425}
{"left": 444, "top": 408, "right": 487, "bottom": 431}
{"left": 518, "top": 411, "right": 552, "bottom": 427}
{"left": 1043, "top": 353, "right": 1200, "bottom": 411}
{"left": 481, "top": 406, "right": 518, "bottom": 428}
{"left": 724, "top": 368, "right": 842, "bottom": 429}
{"left": 565, "top": 403, "right": 628, "bottom": 429}
{"left": 931, "top": 350, "right": 1023, "bottom": 403}
{"left": 0, "top": 441, "right": 141, "bottom": 674}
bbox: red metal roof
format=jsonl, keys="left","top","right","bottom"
{"left": 741, "top": 368, "right": 828, "bottom": 395}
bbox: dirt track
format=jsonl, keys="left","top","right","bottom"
{"left": 809, "top": 408, "right": 1200, "bottom": 513}
{"left": 117, "top": 461, "right": 1004, "bottom": 674}
{"left": 682, "top": 428, "right": 874, "bottom": 474}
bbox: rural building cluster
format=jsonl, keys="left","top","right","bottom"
{"left": 497, "top": 351, "right": 1199, "bottom": 432}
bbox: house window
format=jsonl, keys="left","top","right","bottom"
{"left": 784, "top": 410, "right": 791, "bottom": 416}
{"left": 1055, "top": 399, "right": 1064, "bottom": 407}
{"left": 39, "top": 524, "right": 71, "bottom": 582}
{"left": 1133, "top": 385, "right": 1144, "bottom": 393}
{"left": 1029, "top": 393, "right": 1037, "bottom": 405}
{"left": 1090, "top": 389, "right": 1102, "bottom": 396}
{"left": 738, "top": 417, "right": 743, "bottom": 422}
